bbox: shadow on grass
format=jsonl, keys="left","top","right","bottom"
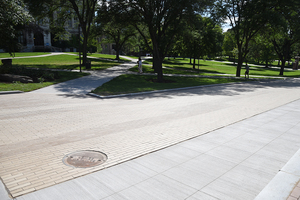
{"left": 116, "top": 79, "right": 300, "bottom": 100}
{"left": 13, "top": 58, "right": 120, "bottom": 71}
{"left": 130, "top": 65, "right": 223, "bottom": 75}
{"left": 166, "top": 66, "right": 222, "bottom": 74}
{"left": 51, "top": 78, "right": 295, "bottom": 101}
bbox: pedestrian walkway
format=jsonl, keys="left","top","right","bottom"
{"left": 1, "top": 77, "right": 300, "bottom": 199}
{"left": 11, "top": 95, "right": 300, "bottom": 200}
{"left": 2, "top": 54, "right": 300, "bottom": 199}
{"left": 30, "top": 55, "right": 138, "bottom": 95}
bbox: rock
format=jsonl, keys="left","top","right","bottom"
{"left": 0, "top": 74, "right": 33, "bottom": 83}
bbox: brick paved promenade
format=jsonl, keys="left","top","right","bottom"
{"left": 1, "top": 57, "right": 300, "bottom": 199}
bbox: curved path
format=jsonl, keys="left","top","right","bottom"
{"left": 30, "top": 55, "right": 138, "bottom": 95}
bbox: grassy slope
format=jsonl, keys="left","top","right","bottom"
{"left": 93, "top": 74, "right": 246, "bottom": 96}
{"left": 0, "top": 52, "right": 51, "bottom": 58}
{"left": 0, "top": 71, "right": 88, "bottom": 92}
{"left": 11, "top": 54, "right": 120, "bottom": 70}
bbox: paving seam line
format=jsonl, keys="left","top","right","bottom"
{"left": 254, "top": 145, "right": 300, "bottom": 199}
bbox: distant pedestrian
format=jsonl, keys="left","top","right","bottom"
{"left": 137, "top": 57, "right": 143, "bottom": 74}
{"left": 245, "top": 64, "right": 249, "bottom": 78}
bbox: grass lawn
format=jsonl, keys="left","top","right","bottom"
{"left": 92, "top": 74, "right": 246, "bottom": 96}
{"left": 0, "top": 71, "right": 89, "bottom": 92}
{"left": 143, "top": 58, "right": 300, "bottom": 77}
{"left": 11, "top": 54, "right": 120, "bottom": 70}
{"left": 67, "top": 52, "right": 132, "bottom": 62}
{"left": 0, "top": 52, "right": 51, "bottom": 58}
{"left": 2, "top": 53, "right": 298, "bottom": 94}
{"left": 87, "top": 53, "right": 131, "bottom": 62}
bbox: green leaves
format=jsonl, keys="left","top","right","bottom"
{"left": 0, "top": 0, "right": 33, "bottom": 26}
{"left": 0, "top": 0, "right": 33, "bottom": 55}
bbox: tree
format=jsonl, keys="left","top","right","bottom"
{"left": 222, "top": 29, "right": 236, "bottom": 60}
{"left": 181, "top": 15, "right": 204, "bottom": 68}
{"left": 268, "top": 1, "right": 300, "bottom": 75}
{"left": 216, "top": 0, "right": 277, "bottom": 77}
{"left": 68, "top": 0, "right": 98, "bottom": 68}
{"left": 24, "top": 0, "right": 99, "bottom": 68}
{"left": 247, "top": 34, "right": 276, "bottom": 67}
{"left": 112, "top": 0, "right": 213, "bottom": 82}
{"left": 0, "top": 0, "right": 33, "bottom": 55}
{"left": 95, "top": 3, "right": 137, "bottom": 60}
{"left": 201, "top": 17, "right": 223, "bottom": 58}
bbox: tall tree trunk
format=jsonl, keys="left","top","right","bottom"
{"left": 279, "top": 60, "right": 286, "bottom": 76}
{"left": 236, "top": 52, "right": 244, "bottom": 77}
{"left": 153, "top": 46, "right": 164, "bottom": 82}
{"left": 115, "top": 44, "right": 120, "bottom": 61}
{"left": 193, "top": 41, "right": 196, "bottom": 69}
{"left": 82, "top": 35, "right": 88, "bottom": 67}
{"left": 193, "top": 57, "right": 196, "bottom": 69}
{"left": 116, "top": 52, "right": 120, "bottom": 60}
{"left": 81, "top": 25, "right": 89, "bottom": 68}
{"left": 265, "top": 60, "right": 269, "bottom": 68}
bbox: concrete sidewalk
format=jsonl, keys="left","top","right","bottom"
{"left": 30, "top": 56, "right": 138, "bottom": 95}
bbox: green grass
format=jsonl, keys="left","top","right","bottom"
{"left": 143, "top": 58, "right": 300, "bottom": 77}
{"left": 92, "top": 74, "right": 246, "bottom": 96}
{"left": 0, "top": 82, "right": 54, "bottom": 92}
{"left": 11, "top": 54, "right": 120, "bottom": 70}
{"left": 0, "top": 71, "right": 88, "bottom": 92}
{"left": 68, "top": 52, "right": 131, "bottom": 62}
{"left": 0, "top": 53, "right": 121, "bottom": 92}
{"left": 87, "top": 53, "right": 131, "bottom": 62}
{"left": 130, "top": 64, "right": 240, "bottom": 76}
{"left": 0, "top": 52, "right": 51, "bottom": 58}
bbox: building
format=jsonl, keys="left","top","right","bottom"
{"left": 18, "top": 13, "right": 80, "bottom": 52}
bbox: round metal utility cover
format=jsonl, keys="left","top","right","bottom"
{"left": 62, "top": 150, "right": 107, "bottom": 168}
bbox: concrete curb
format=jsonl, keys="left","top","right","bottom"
{"left": 86, "top": 78, "right": 283, "bottom": 99}
{"left": 254, "top": 148, "right": 300, "bottom": 200}
{"left": 0, "top": 91, "right": 23, "bottom": 95}
{"left": 87, "top": 82, "right": 242, "bottom": 99}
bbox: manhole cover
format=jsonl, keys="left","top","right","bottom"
{"left": 62, "top": 150, "right": 107, "bottom": 168}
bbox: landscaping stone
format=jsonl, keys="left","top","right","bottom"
{"left": 0, "top": 74, "right": 33, "bottom": 83}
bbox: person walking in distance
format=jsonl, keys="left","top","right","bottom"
{"left": 137, "top": 57, "right": 143, "bottom": 74}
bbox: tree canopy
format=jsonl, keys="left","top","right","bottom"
{"left": 215, "top": 0, "right": 278, "bottom": 76}
{"left": 0, "top": 0, "right": 33, "bottom": 55}
{"left": 108, "top": 0, "right": 213, "bottom": 82}
{"left": 95, "top": 3, "right": 137, "bottom": 60}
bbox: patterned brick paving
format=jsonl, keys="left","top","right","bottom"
{"left": 287, "top": 181, "right": 300, "bottom": 200}
{"left": 1, "top": 80, "right": 300, "bottom": 197}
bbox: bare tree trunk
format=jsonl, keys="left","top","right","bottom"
{"left": 279, "top": 60, "right": 286, "bottom": 76}
{"left": 153, "top": 46, "right": 164, "bottom": 82}
{"left": 236, "top": 52, "right": 244, "bottom": 77}
{"left": 82, "top": 34, "right": 88, "bottom": 67}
